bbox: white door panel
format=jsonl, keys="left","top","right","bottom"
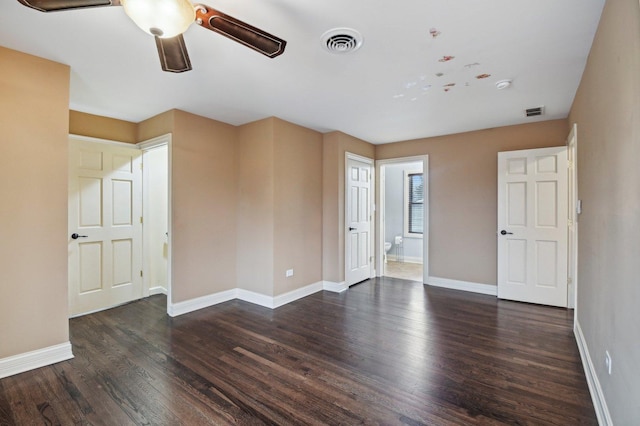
{"left": 69, "top": 138, "right": 143, "bottom": 316}
{"left": 498, "top": 146, "right": 568, "bottom": 307}
{"left": 346, "top": 156, "right": 373, "bottom": 285}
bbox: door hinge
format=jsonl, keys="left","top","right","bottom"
{"left": 140, "top": 162, "right": 143, "bottom": 170}
{"left": 568, "top": 277, "right": 572, "bottom": 284}
{"left": 370, "top": 256, "right": 374, "bottom": 262}
{"left": 140, "top": 216, "right": 143, "bottom": 224}
{"left": 568, "top": 219, "right": 573, "bottom": 227}
{"left": 140, "top": 270, "right": 143, "bottom": 277}
{"left": 568, "top": 160, "right": 574, "bottom": 169}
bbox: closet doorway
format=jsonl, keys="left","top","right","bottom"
{"left": 139, "top": 135, "right": 171, "bottom": 311}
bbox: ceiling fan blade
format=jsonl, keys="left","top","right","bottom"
{"left": 195, "top": 5, "right": 286, "bottom": 58}
{"left": 155, "top": 34, "right": 192, "bottom": 73}
{"left": 17, "top": 0, "right": 120, "bottom": 12}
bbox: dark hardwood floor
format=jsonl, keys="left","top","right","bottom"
{"left": 0, "top": 278, "right": 597, "bottom": 425}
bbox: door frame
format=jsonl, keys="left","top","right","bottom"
{"left": 376, "top": 155, "right": 429, "bottom": 284}
{"left": 567, "top": 123, "right": 578, "bottom": 310}
{"left": 345, "top": 152, "right": 375, "bottom": 284}
{"left": 137, "top": 134, "right": 172, "bottom": 315}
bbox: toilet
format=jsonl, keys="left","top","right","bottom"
{"left": 384, "top": 242, "right": 392, "bottom": 263}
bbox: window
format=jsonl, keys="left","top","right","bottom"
{"left": 405, "top": 171, "right": 424, "bottom": 236}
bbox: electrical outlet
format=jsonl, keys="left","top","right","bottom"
{"left": 286, "top": 269, "right": 294, "bottom": 277}
{"left": 605, "top": 351, "right": 612, "bottom": 375}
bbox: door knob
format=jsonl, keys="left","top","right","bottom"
{"left": 349, "top": 227, "right": 357, "bottom": 231}
{"left": 500, "top": 230, "right": 513, "bottom": 235}
{"left": 71, "top": 233, "right": 88, "bottom": 239}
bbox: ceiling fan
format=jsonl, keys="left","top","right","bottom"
{"left": 17, "top": 0, "right": 287, "bottom": 73}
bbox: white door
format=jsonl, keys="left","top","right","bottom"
{"left": 497, "top": 146, "right": 568, "bottom": 307}
{"left": 346, "top": 155, "right": 373, "bottom": 285}
{"left": 68, "top": 137, "right": 143, "bottom": 316}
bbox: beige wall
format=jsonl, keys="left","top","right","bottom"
{"left": 170, "top": 110, "right": 238, "bottom": 302}
{"left": 322, "top": 132, "right": 375, "bottom": 283}
{"left": 376, "top": 120, "right": 568, "bottom": 285}
{"left": 236, "top": 118, "right": 275, "bottom": 295}
{"left": 273, "top": 118, "right": 323, "bottom": 295}
{"left": 568, "top": 0, "right": 640, "bottom": 422}
{"left": 236, "top": 118, "right": 323, "bottom": 296}
{"left": 109, "top": 109, "right": 239, "bottom": 304}
{"left": 69, "top": 110, "right": 137, "bottom": 144}
{"left": 137, "top": 110, "right": 174, "bottom": 142}
{"left": 0, "top": 47, "right": 70, "bottom": 358}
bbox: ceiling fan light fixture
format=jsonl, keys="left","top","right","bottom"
{"left": 121, "top": 0, "right": 195, "bottom": 38}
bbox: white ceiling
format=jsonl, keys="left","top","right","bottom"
{"left": 0, "top": 0, "right": 605, "bottom": 144}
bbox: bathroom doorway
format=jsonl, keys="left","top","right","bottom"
{"left": 377, "top": 156, "right": 429, "bottom": 283}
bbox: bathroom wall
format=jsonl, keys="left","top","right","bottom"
{"left": 384, "top": 162, "right": 423, "bottom": 263}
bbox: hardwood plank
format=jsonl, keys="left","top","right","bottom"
{"left": 0, "top": 278, "right": 597, "bottom": 425}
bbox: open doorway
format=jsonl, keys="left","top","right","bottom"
{"left": 377, "top": 156, "right": 429, "bottom": 283}
{"left": 139, "top": 135, "right": 171, "bottom": 312}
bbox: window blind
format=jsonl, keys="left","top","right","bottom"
{"left": 408, "top": 173, "right": 423, "bottom": 234}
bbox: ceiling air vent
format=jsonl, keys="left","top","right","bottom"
{"left": 321, "top": 28, "right": 363, "bottom": 54}
{"left": 525, "top": 106, "right": 545, "bottom": 117}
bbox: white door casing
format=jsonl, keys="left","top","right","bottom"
{"left": 567, "top": 124, "right": 578, "bottom": 310}
{"left": 68, "top": 137, "right": 143, "bottom": 317}
{"left": 346, "top": 154, "right": 374, "bottom": 285}
{"left": 497, "top": 146, "right": 568, "bottom": 307}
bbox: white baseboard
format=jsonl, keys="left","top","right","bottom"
{"left": 273, "top": 282, "right": 324, "bottom": 308}
{"left": 169, "top": 282, "right": 325, "bottom": 316}
{"left": 427, "top": 276, "right": 497, "bottom": 296}
{"left": 575, "top": 320, "right": 613, "bottom": 426}
{"left": 236, "top": 289, "right": 275, "bottom": 309}
{"left": 149, "top": 286, "right": 167, "bottom": 296}
{"left": 168, "top": 289, "right": 237, "bottom": 317}
{"left": 168, "top": 277, "right": 495, "bottom": 317}
{"left": 0, "top": 342, "right": 73, "bottom": 379}
{"left": 323, "top": 280, "right": 349, "bottom": 293}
